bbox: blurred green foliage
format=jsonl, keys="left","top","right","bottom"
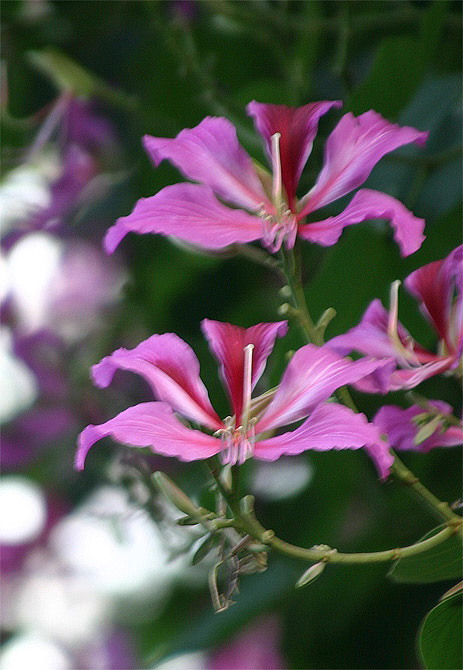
{"left": 2, "top": 1, "right": 461, "bottom": 668}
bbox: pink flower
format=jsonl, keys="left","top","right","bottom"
{"left": 374, "top": 401, "right": 463, "bottom": 452}
{"left": 104, "top": 102, "right": 427, "bottom": 256}
{"left": 327, "top": 245, "right": 463, "bottom": 392}
{"left": 75, "top": 320, "right": 391, "bottom": 478}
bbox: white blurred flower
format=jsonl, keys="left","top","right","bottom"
{"left": 50, "top": 486, "right": 188, "bottom": 602}
{"left": 5, "top": 232, "right": 125, "bottom": 341}
{"left": 153, "top": 651, "right": 208, "bottom": 670}
{"left": 0, "top": 632, "right": 72, "bottom": 670}
{"left": 0, "top": 329, "right": 37, "bottom": 423}
{"left": 6, "top": 232, "right": 62, "bottom": 332}
{"left": 0, "top": 153, "right": 60, "bottom": 235}
{"left": 251, "top": 457, "right": 312, "bottom": 501}
{"left": 0, "top": 476, "right": 47, "bottom": 544}
{"left": 11, "top": 550, "right": 111, "bottom": 648}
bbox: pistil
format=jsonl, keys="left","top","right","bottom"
{"left": 387, "top": 281, "right": 420, "bottom": 366}
{"left": 241, "top": 343, "right": 254, "bottom": 433}
{"left": 271, "top": 132, "right": 282, "bottom": 211}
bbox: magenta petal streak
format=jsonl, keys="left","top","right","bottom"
{"left": 246, "top": 100, "right": 342, "bottom": 207}
{"left": 201, "top": 319, "right": 288, "bottom": 420}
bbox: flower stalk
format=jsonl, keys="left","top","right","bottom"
{"left": 278, "top": 245, "right": 462, "bottom": 531}
{"left": 157, "top": 463, "right": 462, "bottom": 567}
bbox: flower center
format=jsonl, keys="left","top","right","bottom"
{"left": 215, "top": 417, "right": 256, "bottom": 466}
{"left": 258, "top": 133, "right": 298, "bottom": 253}
{"left": 214, "top": 344, "right": 257, "bottom": 465}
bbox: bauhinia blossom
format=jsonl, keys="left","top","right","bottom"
{"left": 104, "top": 102, "right": 428, "bottom": 256}
{"left": 374, "top": 401, "right": 463, "bottom": 452}
{"left": 327, "top": 245, "right": 463, "bottom": 392}
{"left": 75, "top": 320, "right": 392, "bottom": 479}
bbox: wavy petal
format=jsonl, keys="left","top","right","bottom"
{"left": 256, "top": 344, "right": 387, "bottom": 433}
{"left": 91, "top": 333, "right": 222, "bottom": 431}
{"left": 298, "top": 189, "right": 425, "bottom": 257}
{"left": 201, "top": 319, "right": 288, "bottom": 420}
{"left": 327, "top": 299, "right": 410, "bottom": 359}
{"left": 362, "top": 441, "right": 394, "bottom": 481}
{"left": 104, "top": 183, "right": 264, "bottom": 253}
{"left": 374, "top": 403, "right": 463, "bottom": 453}
{"left": 404, "top": 245, "right": 463, "bottom": 345}
{"left": 75, "top": 402, "right": 221, "bottom": 470}
{"left": 300, "top": 111, "right": 428, "bottom": 215}
{"left": 255, "top": 402, "right": 381, "bottom": 458}
{"left": 143, "top": 117, "right": 267, "bottom": 210}
{"left": 246, "top": 100, "right": 341, "bottom": 207}
{"left": 388, "top": 357, "right": 455, "bottom": 391}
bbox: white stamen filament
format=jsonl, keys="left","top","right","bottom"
{"left": 387, "top": 280, "right": 420, "bottom": 366}
{"left": 214, "top": 344, "right": 257, "bottom": 466}
{"left": 241, "top": 344, "right": 254, "bottom": 432}
{"left": 271, "top": 132, "right": 282, "bottom": 210}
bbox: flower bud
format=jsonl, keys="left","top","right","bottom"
{"left": 153, "top": 471, "right": 199, "bottom": 517}
{"left": 296, "top": 561, "right": 326, "bottom": 588}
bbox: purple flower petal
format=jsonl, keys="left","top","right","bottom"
{"left": 65, "top": 99, "right": 117, "bottom": 155}
{"left": 246, "top": 100, "right": 341, "bottom": 207}
{"left": 327, "top": 299, "right": 408, "bottom": 359}
{"left": 1, "top": 407, "right": 74, "bottom": 470}
{"left": 75, "top": 402, "right": 222, "bottom": 470}
{"left": 299, "top": 111, "right": 428, "bottom": 216}
{"left": 104, "top": 183, "right": 263, "bottom": 253}
{"left": 30, "top": 146, "right": 96, "bottom": 232}
{"left": 255, "top": 402, "right": 383, "bottom": 462}
{"left": 374, "top": 404, "right": 463, "bottom": 452}
{"left": 143, "top": 117, "right": 267, "bottom": 210}
{"left": 91, "top": 333, "right": 222, "bottom": 431}
{"left": 404, "top": 245, "right": 463, "bottom": 346}
{"left": 362, "top": 440, "right": 394, "bottom": 481}
{"left": 201, "top": 319, "right": 288, "bottom": 420}
{"left": 298, "top": 189, "right": 425, "bottom": 256}
{"left": 389, "top": 357, "right": 457, "bottom": 391}
{"left": 255, "top": 344, "right": 387, "bottom": 433}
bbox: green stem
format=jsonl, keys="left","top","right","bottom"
{"left": 203, "top": 480, "right": 461, "bottom": 565}
{"left": 236, "top": 244, "right": 287, "bottom": 284}
{"left": 203, "top": 3, "right": 461, "bottom": 37}
{"left": 240, "top": 512, "right": 460, "bottom": 565}
{"left": 282, "top": 244, "right": 320, "bottom": 344}
{"left": 279, "top": 246, "right": 462, "bottom": 529}
{"left": 390, "top": 454, "right": 459, "bottom": 529}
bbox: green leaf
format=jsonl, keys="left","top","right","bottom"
{"left": 418, "top": 592, "right": 462, "bottom": 669}
{"left": 389, "top": 526, "right": 463, "bottom": 584}
{"left": 348, "top": 1, "right": 448, "bottom": 118}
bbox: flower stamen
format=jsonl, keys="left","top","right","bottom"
{"left": 271, "top": 132, "right": 282, "bottom": 211}
{"left": 388, "top": 280, "right": 420, "bottom": 366}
